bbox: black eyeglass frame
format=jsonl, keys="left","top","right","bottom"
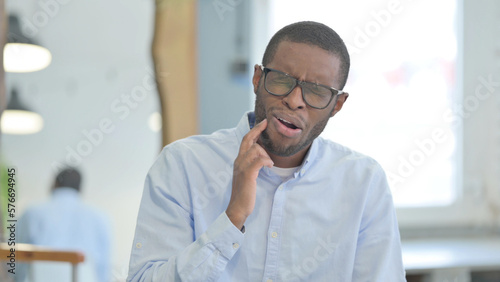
{"left": 261, "top": 66, "right": 345, "bottom": 110}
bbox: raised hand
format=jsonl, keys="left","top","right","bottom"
{"left": 226, "top": 119, "right": 274, "bottom": 230}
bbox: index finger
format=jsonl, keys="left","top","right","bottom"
{"left": 241, "top": 119, "right": 268, "bottom": 149}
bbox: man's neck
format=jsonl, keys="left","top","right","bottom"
{"left": 264, "top": 145, "right": 310, "bottom": 168}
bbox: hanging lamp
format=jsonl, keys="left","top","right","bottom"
{"left": 0, "top": 88, "right": 44, "bottom": 134}
{"left": 3, "top": 15, "right": 52, "bottom": 73}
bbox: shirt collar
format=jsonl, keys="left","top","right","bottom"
{"left": 52, "top": 187, "right": 80, "bottom": 200}
{"left": 236, "top": 111, "right": 319, "bottom": 178}
{"left": 296, "top": 137, "right": 318, "bottom": 177}
{"left": 235, "top": 111, "right": 254, "bottom": 143}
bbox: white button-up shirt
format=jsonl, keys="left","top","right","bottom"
{"left": 127, "top": 112, "right": 405, "bottom": 281}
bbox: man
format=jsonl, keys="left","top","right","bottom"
{"left": 128, "top": 21, "right": 405, "bottom": 281}
{"left": 16, "top": 168, "right": 111, "bottom": 282}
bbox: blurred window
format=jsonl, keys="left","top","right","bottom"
{"left": 270, "top": 0, "right": 458, "bottom": 207}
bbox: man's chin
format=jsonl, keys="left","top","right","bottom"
{"left": 260, "top": 133, "right": 304, "bottom": 158}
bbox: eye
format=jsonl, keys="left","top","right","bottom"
{"left": 268, "top": 72, "right": 295, "bottom": 87}
{"left": 308, "top": 84, "right": 330, "bottom": 97}
{"left": 275, "top": 77, "right": 294, "bottom": 86}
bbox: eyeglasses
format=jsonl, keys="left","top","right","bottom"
{"left": 261, "top": 66, "right": 345, "bottom": 109}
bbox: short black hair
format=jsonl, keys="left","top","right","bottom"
{"left": 262, "top": 21, "right": 350, "bottom": 89}
{"left": 55, "top": 168, "right": 81, "bottom": 192}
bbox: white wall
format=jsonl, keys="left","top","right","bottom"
{"left": 198, "top": 0, "right": 254, "bottom": 134}
{"left": 461, "top": 0, "right": 500, "bottom": 225}
{"left": 2, "top": 0, "right": 157, "bottom": 279}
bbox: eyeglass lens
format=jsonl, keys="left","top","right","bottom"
{"left": 265, "top": 69, "right": 335, "bottom": 108}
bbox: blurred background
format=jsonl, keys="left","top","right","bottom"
{"left": 1, "top": 0, "right": 500, "bottom": 281}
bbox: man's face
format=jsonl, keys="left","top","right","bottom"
{"left": 252, "top": 41, "right": 348, "bottom": 159}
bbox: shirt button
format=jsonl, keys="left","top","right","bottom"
{"left": 301, "top": 169, "right": 306, "bottom": 174}
{"left": 267, "top": 279, "right": 273, "bottom": 282}
{"left": 136, "top": 243, "right": 142, "bottom": 249}
{"left": 232, "top": 243, "right": 239, "bottom": 249}
{"left": 278, "top": 185, "right": 283, "bottom": 190}
{"left": 271, "top": 232, "right": 278, "bottom": 238}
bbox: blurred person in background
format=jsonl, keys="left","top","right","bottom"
{"left": 16, "top": 167, "right": 111, "bottom": 282}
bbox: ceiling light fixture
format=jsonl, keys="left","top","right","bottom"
{"left": 3, "top": 15, "right": 52, "bottom": 73}
{"left": 0, "top": 88, "right": 44, "bottom": 134}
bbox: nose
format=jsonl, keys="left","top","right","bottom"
{"left": 282, "top": 84, "right": 306, "bottom": 110}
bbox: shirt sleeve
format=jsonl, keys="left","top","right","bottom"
{"left": 351, "top": 164, "right": 406, "bottom": 281}
{"left": 127, "top": 146, "right": 245, "bottom": 282}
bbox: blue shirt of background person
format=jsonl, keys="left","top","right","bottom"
{"left": 16, "top": 168, "right": 112, "bottom": 282}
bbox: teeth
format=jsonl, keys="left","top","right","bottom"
{"left": 278, "top": 117, "right": 298, "bottom": 129}
{"left": 279, "top": 118, "right": 291, "bottom": 124}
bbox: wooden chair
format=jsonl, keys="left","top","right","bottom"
{"left": 0, "top": 243, "right": 85, "bottom": 282}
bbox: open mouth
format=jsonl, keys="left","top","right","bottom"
{"left": 277, "top": 117, "right": 299, "bottom": 130}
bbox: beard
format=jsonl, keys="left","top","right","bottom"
{"left": 254, "top": 91, "right": 332, "bottom": 158}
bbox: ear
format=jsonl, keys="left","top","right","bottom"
{"left": 252, "top": 64, "right": 263, "bottom": 94}
{"left": 330, "top": 92, "right": 349, "bottom": 117}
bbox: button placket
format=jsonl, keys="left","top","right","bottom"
{"left": 262, "top": 183, "right": 286, "bottom": 280}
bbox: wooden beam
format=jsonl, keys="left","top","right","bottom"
{"left": 0, "top": 0, "right": 6, "bottom": 120}
{"left": 152, "top": 0, "right": 198, "bottom": 147}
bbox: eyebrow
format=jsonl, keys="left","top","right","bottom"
{"left": 271, "top": 67, "right": 336, "bottom": 89}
